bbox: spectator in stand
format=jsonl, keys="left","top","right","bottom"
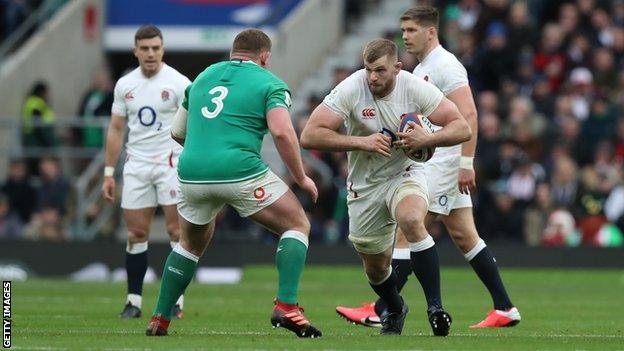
{"left": 533, "top": 23, "right": 566, "bottom": 92}
{"left": 21, "top": 81, "right": 57, "bottom": 148}
{"left": 566, "top": 33, "right": 592, "bottom": 68}
{"left": 1, "top": 158, "right": 37, "bottom": 223}
{"left": 0, "top": 192, "right": 23, "bottom": 239}
{"left": 540, "top": 208, "right": 580, "bottom": 247}
{"left": 506, "top": 154, "right": 543, "bottom": 206}
{"left": 523, "top": 182, "right": 555, "bottom": 246}
{"left": 475, "top": 112, "right": 502, "bottom": 181}
{"left": 549, "top": 155, "right": 579, "bottom": 208}
{"left": 567, "top": 67, "right": 595, "bottom": 122}
{"left": 24, "top": 206, "right": 68, "bottom": 242}
{"left": 36, "top": 156, "right": 70, "bottom": 217}
{"left": 574, "top": 165, "right": 611, "bottom": 245}
{"left": 479, "top": 182, "right": 525, "bottom": 242}
{"left": 592, "top": 47, "right": 617, "bottom": 92}
{"left": 580, "top": 97, "right": 618, "bottom": 164}
{"left": 476, "top": 21, "right": 515, "bottom": 91}
{"left": 506, "top": 1, "right": 536, "bottom": 57}
{"left": 76, "top": 70, "right": 114, "bottom": 148}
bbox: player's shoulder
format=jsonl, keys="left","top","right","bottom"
{"left": 435, "top": 46, "right": 466, "bottom": 71}
{"left": 257, "top": 66, "right": 288, "bottom": 89}
{"left": 336, "top": 69, "right": 366, "bottom": 91}
{"left": 400, "top": 69, "right": 428, "bottom": 87}
{"left": 115, "top": 67, "right": 142, "bottom": 88}
{"left": 161, "top": 63, "right": 191, "bottom": 84}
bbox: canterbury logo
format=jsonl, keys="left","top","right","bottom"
{"left": 361, "top": 108, "right": 376, "bottom": 118}
{"left": 167, "top": 266, "right": 184, "bottom": 276}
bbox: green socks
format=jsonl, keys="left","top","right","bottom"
{"left": 153, "top": 245, "right": 199, "bottom": 320}
{"left": 275, "top": 230, "right": 309, "bottom": 304}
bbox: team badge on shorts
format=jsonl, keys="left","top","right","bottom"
{"left": 253, "top": 187, "right": 266, "bottom": 200}
{"left": 161, "top": 90, "right": 170, "bottom": 101}
{"left": 253, "top": 186, "right": 272, "bottom": 205}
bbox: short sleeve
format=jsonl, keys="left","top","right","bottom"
{"left": 436, "top": 59, "right": 468, "bottom": 96}
{"left": 322, "top": 75, "right": 359, "bottom": 121}
{"left": 111, "top": 81, "right": 127, "bottom": 117}
{"left": 410, "top": 75, "right": 444, "bottom": 117}
{"left": 266, "top": 80, "right": 291, "bottom": 112}
{"left": 181, "top": 84, "right": 192, "bottom": 110}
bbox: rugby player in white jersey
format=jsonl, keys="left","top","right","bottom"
{"left": 336, "top": 6, "right": 521, "bottom": 329}
{"left": 301, "top": 38, "right": 471, "bottom": 335}
{"left": 102, "top": 25, "right": 191, "bottom": 319}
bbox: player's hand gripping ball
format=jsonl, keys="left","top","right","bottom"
{"left": 398, "top": 112, "right": 435, "bottom": 162}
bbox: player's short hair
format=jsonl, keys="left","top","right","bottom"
{"left": 401, "top": 5, "right": 439, "bottom": 29}
{"left": 363, "top": 39, "right": 397, "bottom": 63}
{"left": 134, "top": 25, "right": 163, "bottom": 44}
{"left": 232, "top": 28, "right": 272, "bottom": 56}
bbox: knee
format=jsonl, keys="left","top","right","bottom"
{"left": 127, "top": 227, "right": 149, "bottom": 242}
{"left": 448, "top": 228, "right": 479, "bottom": 252}
{"left": 292, "top": 213, "right": 311, "bottom": 235}
{"left": 365, "top": 263, "right": 391, "bottom": 284}
{"left": 399, "top": 216, "right": 427, "bottom": 242}
{"left": 166, "top": 223, "right": 180, "bottom": 240}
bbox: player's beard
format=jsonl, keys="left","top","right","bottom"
{"left": 369, "top": 79, "right": 394, "bottom": 99}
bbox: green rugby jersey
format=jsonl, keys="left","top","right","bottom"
{"left": 178, "top": 60, "right": 291, "bottom": 183}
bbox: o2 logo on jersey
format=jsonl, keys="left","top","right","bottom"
{"left": 138, "top": 106, "right": 156, "bottom": 126}
{"left": 201, "top": 86, "right": 229, "bottom": 119}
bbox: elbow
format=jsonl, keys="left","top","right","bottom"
{"left": 461, "top": 121, "right": 472, "bottom": 142}
{"left": 463, "top": 128, "right": 472, "bottom": 143}
{"left": 300, "top": 130, "right": 312, "bottom": 149}
{"left": 464, "top": 108, "right": 478, "bottom": 124}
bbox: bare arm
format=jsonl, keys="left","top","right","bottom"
{"left": 102, "top": 114, "right": 126, "bottom": 202}
{"left": 104, "top": 114, "right": 127, "bottom": 168}
{"left": 300, "top": 104, "right": 392, "bottom": 157}
{"left": 171, "top": 106, "right": 187, "bottom": 146}
{"left": 267, "top": 107, "right": 318, "bottom": 202}
{"left": 446, "top": 85, "right": 478, "bottom": 158}
{"left": 447, "top": 85, "right": 478, "bottom": 193}
{"left": 396, "top": 97, "right": 471, "bottom": 150}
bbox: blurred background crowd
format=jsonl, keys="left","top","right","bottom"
{"left": 1, "top": 0, "right": 623, "bottom": 248}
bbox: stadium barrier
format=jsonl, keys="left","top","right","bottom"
{"left": 1, "top": 240, "right": 622, "bottom": 277}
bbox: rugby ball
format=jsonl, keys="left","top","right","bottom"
{"left": 398, "top": 112, "right": 435, "bottom": 162}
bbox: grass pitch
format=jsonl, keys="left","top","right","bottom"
{"left": 11, "top": 266, "right": 624, "bottom": 350}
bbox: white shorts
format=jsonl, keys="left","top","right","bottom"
{"left": 177, "top": 170, "right": 289, "bottom": 225}
{"left": 347, "top": 167, "right": 428, "bottom": 255}
{"left": 121, "top": 158, "right": 180, "bottom": 209}
{"left": 425, "top": 154, "right": 472, "bottom": 216}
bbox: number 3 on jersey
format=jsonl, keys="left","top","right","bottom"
{"left": 201, "top": 86, "right": 229, "bottom": 119}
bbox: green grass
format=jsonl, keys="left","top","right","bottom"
{"left": 11, "top": 266, "right": 624, "bottom": 350}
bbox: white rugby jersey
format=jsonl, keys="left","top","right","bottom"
{"left": 323, "top": 69, "right": 443, "bottom": 188}
{"left": 412, "top": 45, "right": 469, "bottom": 158}
{"left": 112, "top": 63, "right": 191, "bottom": 164}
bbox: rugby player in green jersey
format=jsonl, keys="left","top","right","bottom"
{"left": 145, "top": 28, "right": 321, "bottom": 338}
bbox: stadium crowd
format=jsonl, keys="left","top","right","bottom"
{"left": 1, "top": 0, "right": 623, "bottom": 248}
{"left": 288, "top": 0, "right": 624, "bottom": 248}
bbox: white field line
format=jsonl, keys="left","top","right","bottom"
{"left": 14, "top": 330, "right": 624, "bottom": 338}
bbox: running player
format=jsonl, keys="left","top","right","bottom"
{"left": 102, "top": 25, "right": 190, "bottom": 319}
{"left": 336, "top": 5, "right": 521, "bottom": 329}
{"left": 301, "top": 38, "right": 471, "bottom": 335}
{"left": 146, "top": 28, "right": 322, "bottom": 338}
